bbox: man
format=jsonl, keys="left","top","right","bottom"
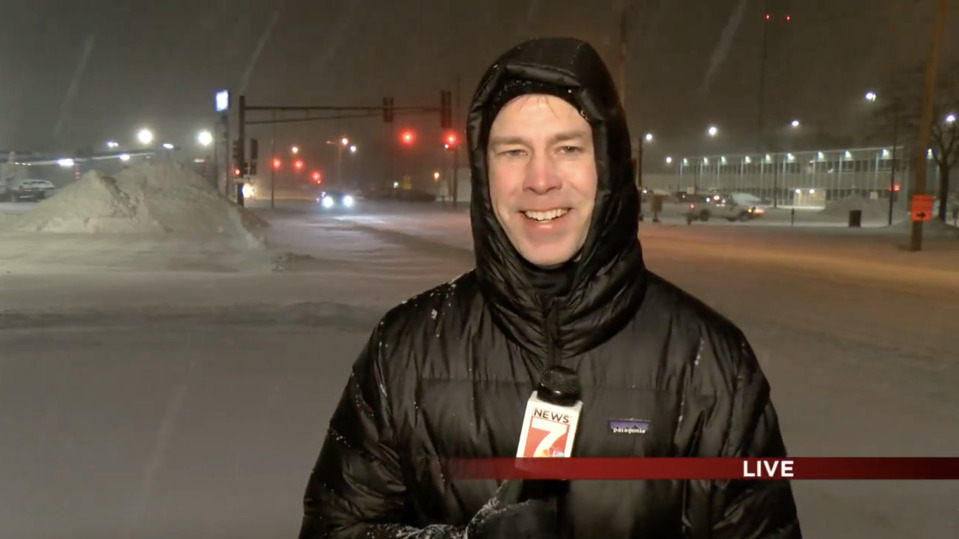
{"left": 298, "top": 37, "right": 801, "bottom": 538}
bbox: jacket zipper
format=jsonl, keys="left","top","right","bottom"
{"left": 543, "top": 306, "right": 560, "bottom": 367}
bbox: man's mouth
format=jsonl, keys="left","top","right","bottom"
{"left": 522, "top": 209, "right": 570, "bottom": 222}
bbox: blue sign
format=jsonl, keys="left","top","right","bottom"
{"left": 215, "top": 90, "right": 230, "bottom": 113}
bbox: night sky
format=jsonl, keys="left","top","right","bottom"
{"left": 0, "top": 0, "right": 954, "bottom": 181}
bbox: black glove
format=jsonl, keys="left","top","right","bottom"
{"left": 464, "top": 489, "right": 558, "bottom": 539}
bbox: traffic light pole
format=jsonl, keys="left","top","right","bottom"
{"left": 451, "top": 75, "right": 461, "bottom": 210}
{"left": 270, "top": 110, "right": 276, "bottom": 210}
{"left": 236, "top": 95, "right": 452, "bottom": 196}
{"left": 223, "top": 113, "right": 230, "bottom": 196}
{"left": 236, "top": 95, "right": 246, "bottom": 207}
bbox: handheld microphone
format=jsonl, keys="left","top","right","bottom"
{"left": 517, "top": 366, "right": 583, "bottom": 460}
{"left": 497, "top": 366, "right": 582, "bottom": 507}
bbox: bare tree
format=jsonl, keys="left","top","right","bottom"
{"left": 872, "top": 62, "right": 959, "bottom": 222}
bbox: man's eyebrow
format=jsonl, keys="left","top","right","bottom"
{"left": 488, "top": 135, "right": 525, "bottom": 147}
{"left": 488, "top": 130, "right": 590, "bottom": 148}
{"left": 548, "top": 130, "right": 590, "bottom": 145}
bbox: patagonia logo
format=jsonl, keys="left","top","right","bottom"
{"left": 608, "top": 419, "right": 651, "bottom": 435}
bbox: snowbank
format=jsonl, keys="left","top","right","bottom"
{"left": 890, "top": 217, "right": 959, "bottom": 238}
{"left": 7, "top": 161, "right": 266, "bottom": 245}
{"left": 818, "top": 194, "right": 904, "bottom": 221}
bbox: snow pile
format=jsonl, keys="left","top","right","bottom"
{"left": 890, "top": 217, "right": 959, "bottom": 237}
{"left": 9, "top": 161, "right": 266, "bottom": 244}
{"left": 818, "top": 195, "right": 903, "bottom": 221}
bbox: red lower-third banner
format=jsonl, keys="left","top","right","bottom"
{"left": 443, "top": 458, "right": 959, "bottom": 480}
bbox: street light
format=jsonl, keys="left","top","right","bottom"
{"left": 865, "top": 91, "right": 877, "bottom": 101}
{"left": 644, "top": 133, "right": 653, "bottom": 142}
{"left": 349, "top": 145, "right": 357, "bottom": 153}
{"left": 198, "top": 130, "right": 213, "bottom": 147}
{"left": 433, "top": 171, "right": 440, "bottom": 180}
{"left": 665, "top": 156, "right": 672, "bottom": 164}
{"left": 137, "top": 128, "right": 154, "bottom": 145}
{"left": 790, "top": 119, "right": 800, "bottom": 127}
{"left": 106, "top": 141, "right": 119, "bottom": 148}
{"left": 946, "top": 114, "right": 956, "bottom": 123}
{"left": 341, "top": 137, "right": 349, "bottom": 146}
{"left": 291, "top": 146, "right": 299, "bottom": 154}
{"left": 707, "top": 126, "right": 718, "bottom": 137}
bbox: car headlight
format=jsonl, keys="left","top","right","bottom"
{"left": 343, "top": 195, "right": 354, "bottom": 207}
{"left": 322, "top": 196, "right": 334, "bottom": 208}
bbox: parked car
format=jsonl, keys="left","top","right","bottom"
{"left": 1, "top": 178, "right": 57, "bottom": 202}
{"left": 686, "top": 192, "right": 765, "bottom": 224}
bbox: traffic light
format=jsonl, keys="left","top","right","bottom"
{"left": 249, "top": 138, "right": 259, "bottom": 175}
{"left": 443, "top": 132, "right": 458, "bottom": 150}
{"left": 294, "top": 159, "right": 304, "bottom": 171}
{"left": 231, "top": 139, "right": 243, "bottom": 168}
{"left": 312, "top": 171, "right": 322, "bottom": 183}
{"left": 440, "top": 90, "right": 452, "bottom": 129}
{"left": 383, "top": 97, "right": 394, "bottom": 123}
{"left": 400, "top": 130, "right": 415, "bottom": 145}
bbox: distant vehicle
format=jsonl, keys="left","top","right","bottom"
{"left": 686, "top": 192, "right": 765, "bottom": 224}
{"left": 1, "top": 178, "right": 56, "bottom": 202}
{"left": 317, "top": 190, "right": 355, "bottom": 209}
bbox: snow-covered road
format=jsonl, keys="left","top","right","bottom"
{"left": 0, "top": 202, "right": 956, "bottom": 538}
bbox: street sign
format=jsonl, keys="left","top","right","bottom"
{"left": 910, "top": 194, "right": 934, "bottom": 221}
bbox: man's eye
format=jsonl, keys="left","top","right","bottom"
{"left": 500, "top": 149, "right": 525, "bottom": 157}
{"left": 560, "top": 146, "right": 583, "bottom": 154}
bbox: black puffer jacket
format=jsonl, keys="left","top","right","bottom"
{"left": 299, "top": 38, "right": 801, "bottom": 539}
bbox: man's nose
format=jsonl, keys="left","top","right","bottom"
{"left": 523, "top": 153, "right": 561, "bottom": 194}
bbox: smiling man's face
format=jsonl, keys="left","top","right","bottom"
{"left": 487, "top": 94, "right": 597, "bottom": 267}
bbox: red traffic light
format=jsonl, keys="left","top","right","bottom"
{"left": 273, "top": 158, "right": 281, "bottom": 169}
{"left": 294, "top": 159, "right": 304, "bottom": 170}
{"left": 445, "top": 133, "right": 457, "bottom": 145}
{"left": 400, "top": 130, "right": 415, "bottom": 145}
{"left": 234, "top": 168, "right": 242, "bottom": 177}
{"left": 312, "top": 171, "right": 322, "bottom": 182}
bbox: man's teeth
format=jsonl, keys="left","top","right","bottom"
{"left": 523, "top": 209, "right": 569, "bottom": 222}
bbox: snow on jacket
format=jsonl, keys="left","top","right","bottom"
{"left": 298, "top": 37, "right": 801, "bottom": 539}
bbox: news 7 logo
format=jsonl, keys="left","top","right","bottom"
{"left": 523, "top": 409, "right": 570, "bottom": 457}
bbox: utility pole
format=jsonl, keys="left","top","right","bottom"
{"left": 451, "top": 74, "right": 461, "bottom": 210}
{"left": 909, "top": 0, "right": 949, "bottom": 252}
{"left": 270, "top": 110, "right": 276, "bottom": 210}
{"left": 618, "top": 8, "right": 629, "bottom": 110}
{"left": 757, "top": 3, "right": 771, "bottom": 205}
{"left": 888, "top": 107, "right": 900, "bottom": 226}
{"left": 618, "top": 7, "right": 637, "bottom": 192}
{"left": 336, "top": 144, "right": 344, "bottom": 187}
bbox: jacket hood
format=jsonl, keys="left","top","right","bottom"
{"left": 466, "top": 37, "right": 646, "bottom": 360}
